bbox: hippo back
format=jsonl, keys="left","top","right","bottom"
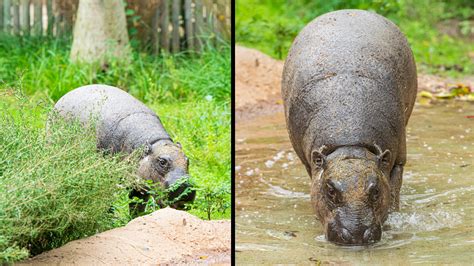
{"left": 281, "top": 9, "right": 417, "bottom": 171}
{"left": 54, "top": 84, "right": 170, "bottom": 153}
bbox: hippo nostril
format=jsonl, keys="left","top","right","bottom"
{"left": 363, "top": 228, "right": 373, "bottom": 242}
{"left": 363, "top": 226, "right": 382, "bottom": 243}
{"left": 341, "top": 228, "right": 352, "bottom": 242}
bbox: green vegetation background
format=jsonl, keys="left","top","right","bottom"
{"left": 237, "top": 0, "right": 474, "bottom": 76}
{"left": 0, "top": 34, "right": 230, "bottom": 262}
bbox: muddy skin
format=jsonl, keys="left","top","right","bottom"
{"left": 282, "top": 10, "right": 417, "bottom": 245}
{"left": 53, "top": 85, "right": 195, "bottom": 212}
{"left": 310, "top": 145, "right": 391, "bottom": 245}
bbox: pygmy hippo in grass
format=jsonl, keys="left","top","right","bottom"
{"left": 282, "top": 10, "right": 417, "bottom": 245}
{"left": 53, "top": 84, "right": 196, "bottom": 212}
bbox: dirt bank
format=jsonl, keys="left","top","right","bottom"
{"left": 24, "top": 208, "right": 230, "bottom": 265}
{"left": 236, "top": 45, "right": 474, "bottom": 122}
{"left": 235, "top": 46, "right": 285, "bottom": 121}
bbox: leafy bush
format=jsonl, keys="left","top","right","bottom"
{"left": 0, "top": 96, "right": 140, "bottom": 262}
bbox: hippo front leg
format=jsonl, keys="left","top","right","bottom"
{"left": 389, "top": 164, "right": 403, "bottom": 212}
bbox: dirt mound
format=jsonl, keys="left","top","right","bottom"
{"left": 235, "top": 46, "right": 284, "bottom": 121}
{"left": 235, "top": 45, "right": 474, "bottom": 121}
{"left": 24, "top": 208, "right": 230, "bottom": 265}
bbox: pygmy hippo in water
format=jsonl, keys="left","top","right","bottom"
{"left": 53, "top": 84, "right": 196, "bottom": 212}
{"left": 282, "top": 10, "right": 417, "bottom": 245}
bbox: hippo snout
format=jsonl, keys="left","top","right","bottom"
{"left": 327, "top": 221, "right": 382, "bottom": 246}
{"left": 165, "top": 172, "right": 196, "bottom": 208}
{"left": 168, "top": 180, "right": 196, "bottom": 206}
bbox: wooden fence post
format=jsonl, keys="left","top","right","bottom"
{"left": 151, "top": 1, "right": 160, "bottom": 55}
{"left": 3, "top": 0, "right": 10, "bottom": 33}
{"left": 160, "top": 0, "right": 169, "bottom": 53}
{"left": 184, "top": 0, "right": 193, "bottom": 51}
{"left": 20, "top": 0, "right": 29, "bottom": 35}
{"left": 12, "top": 0, "right": 19, "bottom": 34}
{"left": 207, "top": 0, "right": 215, "bottom": 46}
{"left": 216, "top": 0, "right": 228, "bottom": 40}
{"left": 0, "top": 0, "right": 4, "bottom": 31}
{"left": 33, "top": 0, "right": 41, "bottom": 35}
{"left": 46, "top": 0, "right": 53, "bottom": 35}
{"left": 54, "top": 0, "right": 62, "bottom": 37}
{"left": 194, "top": 0, "right": 204, "bottom": 52}
{"left": 171, "top": 0, "right": 180, "bottom": 53}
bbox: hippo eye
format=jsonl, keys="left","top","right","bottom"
{"left": 368, "top": 184, "right": 380, "bottom": 202}
{"left": 326, "top": 182, "right": 341, "bottom": 205}
{"left": 157, "top": 158, "right": 169, "bottom": 169}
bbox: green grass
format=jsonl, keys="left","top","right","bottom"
{"left": 236, "top": 0, "right": 474, "bottom": 76}
{"left": 0, "top": 35, "right": 230, "bottom": 262}
{"left": 0, "top": 35, "right": 230, "bottom": 102}
{"left": 153, "top": 101, "right": 231, "bottom": 220}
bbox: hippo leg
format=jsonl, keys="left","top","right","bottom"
{"left": 389, "top": 164, "right": 403, "bottom": 211}
{"left": 390, "top": 128, "right": 408, "bottom": 212}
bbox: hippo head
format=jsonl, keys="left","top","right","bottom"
{"left": 309, "top": 145, "right": 392, "bottom": 245}
{"left": 138, "top": 140, "right": 196, "bottom": 208}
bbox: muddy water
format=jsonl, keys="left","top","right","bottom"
{"left": 236, "top": 102, "right": 474, "bottom": 264}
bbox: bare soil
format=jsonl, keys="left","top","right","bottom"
{"left": 24, "top": 208, "right": 230, "bottom": 265}
{"left": 236, "top": 45, "right": 474, "bottom": 122}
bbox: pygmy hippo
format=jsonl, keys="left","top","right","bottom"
{"left": 53, "top": 84, "right": 196, "bottom": 211}
{"left": 281, "top": 10, "right": 417, "bottom": 245}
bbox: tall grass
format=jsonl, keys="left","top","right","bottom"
{"left": 0, "top": 35, "right": 230, "bottom": 102}
{"left": 0, "top": 96, "right": 140, "bottom": 262}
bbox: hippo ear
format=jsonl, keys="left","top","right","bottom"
{"left": 144, "top": 142, "right": 153, "bottom": 155}
{"left": 176, "top": 141, "right": 182, "bottom": 149}
{"left": 311, "top": 149, "right": 327, "bottom": 170}
{"left": 377, "top": 149, "right": 391, "bottom": 169}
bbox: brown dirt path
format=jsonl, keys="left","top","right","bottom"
{"left": 24, "top": 208, "right": 230, "bottom": 265}
{"left": 236, "top": 45, "right": 474, "bottom": 122}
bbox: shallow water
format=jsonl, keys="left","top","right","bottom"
{"left": 235, "top": 102, "right": 474, "bottom": 264}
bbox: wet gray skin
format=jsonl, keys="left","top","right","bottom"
{"left": 282, "top": 10, "right": 417, "bottom": 245}
{"left": 53, "top": 84, "right": 195, "bottom": 211}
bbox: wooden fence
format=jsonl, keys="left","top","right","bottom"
{"left": 0, "top": 0, "right": 230, "bottom": 53}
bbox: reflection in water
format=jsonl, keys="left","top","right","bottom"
{"left": 236, "top": 103, "right": 474, "bottom": 264}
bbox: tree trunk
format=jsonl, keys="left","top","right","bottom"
{"left": 70, "top": 0, "right": 130, "bottom": 64}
